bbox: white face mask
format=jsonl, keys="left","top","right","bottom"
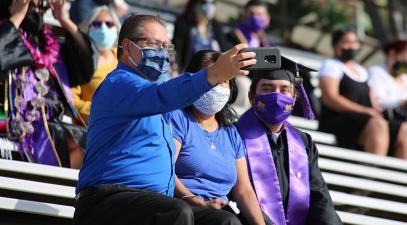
{"left": 193, "top": 84, "right": 230, "bottom": 116}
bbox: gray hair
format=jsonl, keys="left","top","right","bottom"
{"left": 80, "top": 5, "right": 121, "bottom": 33}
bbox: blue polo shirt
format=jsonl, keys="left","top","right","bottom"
{"left": 165, "top": 109, "right": 245, "bottom": 201}
{"left": 76, "top": 63, "right": 213, "bottom": 196}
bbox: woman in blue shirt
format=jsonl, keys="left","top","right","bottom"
{"left": 166, "top": 50, "right": 271, "bottom": 225}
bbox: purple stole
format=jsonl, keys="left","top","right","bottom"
{"left": 237, "top": 109, "right": 310, "bottom": 225}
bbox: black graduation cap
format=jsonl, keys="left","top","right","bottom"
{"left": 251, "top": 55, "right": 316, "bottom": 84}
{"left": 250, "top": 55, "right": 316, "bottom": 120}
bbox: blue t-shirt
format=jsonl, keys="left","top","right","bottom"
{"left": 165, "top": 109, "right": 245, "bottom": 201}
{"left": 76, "top": 64, "right": 213, "bottom": 196}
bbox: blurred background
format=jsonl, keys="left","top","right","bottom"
{"left": 119, "top": 0, "right": 407, "bottom": 66}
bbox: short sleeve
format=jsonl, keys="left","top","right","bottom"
{"left": 318, "top": 59, "right": 344, "bottom": 80}
{"left": 227, "top": 126, "right": 246, "bottom": 159}
{"left": 164, "top": 110, "right": 188, "bottom": 144}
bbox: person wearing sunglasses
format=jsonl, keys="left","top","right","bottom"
{"left": 51, "top": 0, "right": 120, "bottom": 123}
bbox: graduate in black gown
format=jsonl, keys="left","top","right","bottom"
{"left": 237, "top": 56, "right": 342, "bottom": 225}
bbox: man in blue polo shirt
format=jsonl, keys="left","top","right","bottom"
{"left": 73, "top": 15, "right": 256, "bottom": 225}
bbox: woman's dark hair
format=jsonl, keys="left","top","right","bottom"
{"left": 331, "top": 27, "right": 356, "bottom": 47}
{"left": 184, "top": 50, "right": 239, "bottom": 127}
{"left": 178, "top": 0, "right": 207, "bottom": 25}
{"left": 383, "top": 39, "right": 407, "bottom": 55}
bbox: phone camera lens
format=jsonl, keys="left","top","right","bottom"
{"left": 264, "top": 55, "right": 276, "bottom": 64}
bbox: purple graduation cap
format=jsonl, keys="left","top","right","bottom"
{"left": 251, "top": 55, "right": 316, "bottom": 120}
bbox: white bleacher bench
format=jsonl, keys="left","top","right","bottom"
{"left": 0, "top": 176, "right": 75, "bottom": 201}
{"left": 0, "top": 157, "right": 79, "bottom": 184}
{"left": 286, "top": 116, "right": 337, "bottom": 145}
{"left": 301, "top": 128, "right": 337, "bottom": 145}
{"left": 287, "top": 116, "right": 319, "bottom": 130}
{"left": 330, "top": 190, "right": 407, "bottom": 215}
{"left": 2, "top": 156, "right": 407, "bottom": 224}
{"left": 1, "top": 176, "right": 406, "bottom": 224}
{"left": 319, "top": 158, "right": 407, "bottom": 186}
{"left": 337, "top": 211, "right": 407, "bottom": 225}
{"left": 317, "top": 144, "right": 407, "bottom": 172}
{"left": 322, "top": 172, "right": 407, "bottom": 199}
{"left": 0, "top": 196, "right": 74, "bottom": 219}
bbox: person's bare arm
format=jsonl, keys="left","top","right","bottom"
{"left": 8, "top": 0, "right": 31, "bottom": 29}
{"left": 319, "top": 76, "right": 380, "bottom": 117}
{"left": 50, "top": 0, "right": 89, "bottom": 53}
{"left": 112, "top": 0, "right": 128, "bottom": 18}
{"left": 232, "top": 158, "right": 266, "bottom": 225}
{"left": 369, "top": 89, "right": 383, "bottom": 113}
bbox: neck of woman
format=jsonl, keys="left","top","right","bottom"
{"left": 192, "top": 108, "right": 218, "bottom": 132}
{"left": 99, "top": 49, "right": 113, "bottom": 58}
{"left": 196, "top": 15, "right": 209, "bottom": 32}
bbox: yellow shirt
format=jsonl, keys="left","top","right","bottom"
{"left": 71, "top": 48, "right": 118, "bottom": 123}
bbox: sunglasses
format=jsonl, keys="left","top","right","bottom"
{"left": 91, "top": 20, "right": 115, "bottom": 28}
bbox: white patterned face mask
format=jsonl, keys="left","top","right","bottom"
{"left": 193, "top": 84, "right": 231, "bottom": 116}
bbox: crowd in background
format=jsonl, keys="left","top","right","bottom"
{"left": 1, "top": 0, "right": 407, "bottom": 167}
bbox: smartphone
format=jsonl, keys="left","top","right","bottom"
{"left": 240, "top": 47, "right": 281, "bottom": 71}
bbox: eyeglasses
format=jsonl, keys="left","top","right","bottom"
{"left": 91, "top": 20, "right": 115, "bottom": 28}
{"left": 131, "top": 37, "right": 175, "bottom": 53}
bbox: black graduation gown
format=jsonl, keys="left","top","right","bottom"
{"left": 266, "top": 128, "right": 342, "bottom": 225}
{"left": 0, "top": 20, "right": 34, "bottom": 73}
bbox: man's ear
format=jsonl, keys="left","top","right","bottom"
{"left": 121, "top": 38, "right": 130, "bottom": 57}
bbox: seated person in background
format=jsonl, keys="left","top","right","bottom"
{"left": 237, "top": 57, "right": 342, "bottom": 225}
{"left": 228, "top": 0, "right": 270, "bottom": 115}
{"left": 318, "top": 28, "right": 407, "bottom": 159}
{"left": 227, "top": 0, "right": 270, "bottom": 48}
{"left": 173, "top": 0, "right": 230, "bottom": 71}
{"left": 52, "top": 0, "right": 120, "bottom": 123}
{"left": 166, "top": 50, "right": 271, "bottom": 225}
{"left": 368, "top": 39, "right": 407, "bottom": 121}
{"left": 1, "top": 0, "right": 86, "bottom": 168}
{"left": 69, "top": 0, "right": 128, "bottom": 26}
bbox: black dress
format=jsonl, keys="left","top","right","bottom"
{"left": 319, "top": 72, "right": 400, "bottom": 154}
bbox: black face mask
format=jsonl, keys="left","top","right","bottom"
{"left": 338, "top": 48, "right": 358, "bottom": 62}
{"left": 21, "top": 10, "right": 44, "bottom": 35}
{"left": 391, "top": 61, "right": 407, "bottom": 77}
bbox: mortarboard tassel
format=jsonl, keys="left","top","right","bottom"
{"left": 294, "top": 64, "right": 315, "bottom": 120}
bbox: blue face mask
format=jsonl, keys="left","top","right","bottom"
{"left": 128, "top": 41, "right": 170, "bottom": 81}
{"left": 89, "top": 23, "right": 118, "bottom": 50}
{"left": 197, "top": 2, "right": 216, "bottom": 19}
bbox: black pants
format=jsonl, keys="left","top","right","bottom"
{"left": 73, "top": 184, "right": 242, "bottom": 225}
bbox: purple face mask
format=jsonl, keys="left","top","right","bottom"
{"left": 253, "top": 92, "right": 294, "bottom": 125}
{"left": 245, "top": 15, "right": 266, "bottom": 32}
